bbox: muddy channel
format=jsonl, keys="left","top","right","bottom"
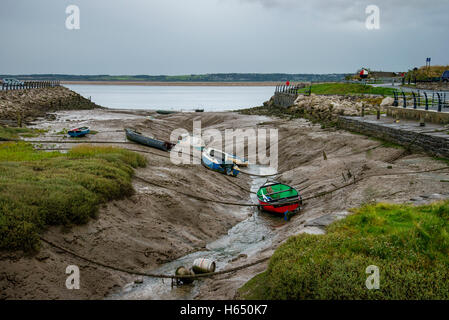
{"left": 1, "top": 108, "right": 448, "bottom": 300}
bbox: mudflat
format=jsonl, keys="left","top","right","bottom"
{"left": 1, "top": 108, "right": 448, "bottom": 299}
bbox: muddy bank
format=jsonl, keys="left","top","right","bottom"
{"left": 0, "top": 109, "right": 267, "bottom": 299}
{"left": 0, "top": 86, "right": 100, "bottom": 126}
{"left": 195, "top": 116, "right": 449, "bottom": 300}
{"left": 1, "top": 107, "right": 448, "bottom": 300}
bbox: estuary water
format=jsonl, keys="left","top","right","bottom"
{"left": 65, "top": 84, "right": 275, "bottom": 111}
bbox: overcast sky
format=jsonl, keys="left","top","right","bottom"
{"left": 1, "top": 0, "right": 448, "bottom": 75}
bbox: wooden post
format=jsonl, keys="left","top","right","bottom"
{"left": 419, "top": 115, "right": 425, "bottom": 127}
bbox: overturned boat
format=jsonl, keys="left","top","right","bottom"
{"left": 202, "top": 147, "right": 240, "bottom": 177}
{"left": 125, "top": 128, "right": 176, "bottom": 152}
{"left": 257, "top": 181, "right": 302, "bottom": 217}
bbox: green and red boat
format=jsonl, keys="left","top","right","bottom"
{"left": 257, "top": 181, "right": 302, "bottom": 217}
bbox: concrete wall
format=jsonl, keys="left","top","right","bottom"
{"left": 385, "top": 106, "right": 449, "bottom": 124}
{"left": 273, "top": 92, "right": 297, "bottom": 108}
{"left": 338, "top": 116, "right": 449, "bottom": 159}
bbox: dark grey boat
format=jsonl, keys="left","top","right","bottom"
{"left": 125, "top": 128, "right": 176, "bottom": 152}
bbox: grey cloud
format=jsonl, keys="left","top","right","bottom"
{"left": 0, "top": 0, "right": 448, "bottom": 74}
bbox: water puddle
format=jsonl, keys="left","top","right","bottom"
{"left": 110, "top": 165, "right": 281, "bottom": 300}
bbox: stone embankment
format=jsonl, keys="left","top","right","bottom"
{"left": 0, "top": 86, "right": 100, "bottom": 125}
{"left": 257, "top": 93, "right": 385, "bottom": 124}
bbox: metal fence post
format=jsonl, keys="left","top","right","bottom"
{"left": 412, "top": 92, "right": 417, "bottom": 109}
{"left": 437, "top": 93, "right": 442, "bottom": 112}
{"left": 412, "top": 91, "right": 417, "bottom": 109}
{"left": 402, "top": 91, "right": 407, "bottom": 108}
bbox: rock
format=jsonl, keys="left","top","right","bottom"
{"left": 304, "top": 211, "right": 349, "bottom": 227}
{"left": 299, "top": 226, "right": 326, "bottom": 235}
{"left": 35, "top": 253, "right": 50, "bottom": 261}
{"left": 134, "top": 276, "right": 144, "bottom": 284}
{"left": 380, "top": 97, "right": 394, "bottom": 107}
{"left": 428, "top": 193, "right": 444, "bottom": 199}
{"left": 230, "top": 254, "right": 248, "bottom": 263}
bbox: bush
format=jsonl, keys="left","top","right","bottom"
{"left": 239, "top": 201, "right": 449, "bottom": 300}
{"left": 0, "top": 143, "right": 146, "bottom": 251}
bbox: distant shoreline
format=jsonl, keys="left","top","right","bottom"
{"left": 61, "top": 81, "right": 279, "bottom": 87}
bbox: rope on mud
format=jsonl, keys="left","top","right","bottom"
{"left": 23, "top": 139, "right": 134, "bottom": 144}
{"left": 134, "top": 175, "right": 262, "bottom": 207}
{"left": 239, "top": 170, "right": 278, "bottom": 177}
{"left": 136, "top": 166, "right": 449, "bottom": 206}
{"left": 301, "top": 166, "right": 449, "bottom": 201}
{"left": 36, "top": 146, "right": 172, "bottom": 159}
{"left": 39, "top": 237, "right": 269, "bottom": 280}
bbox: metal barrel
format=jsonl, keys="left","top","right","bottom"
{"left": 175, "top": 266, "right": 194, "bottom": 284}
{"left": 192, "top": 258, "right": 216, "bottom": 274}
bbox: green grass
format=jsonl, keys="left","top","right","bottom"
{"left": 297, "top": 83, "right": 397, "bottom": 96}
{"left": 0, "top": 126, "right": 46, "bottom": 140}
{"left": 0, "top": 142, "right": 146, "bottom": 251}
{"left": 239, "top": 201, "right": 449, "bottom": 300}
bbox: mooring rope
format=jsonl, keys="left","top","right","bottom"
{"left": 136, "top": 166, "right": 449, "bottom": 206}
{"left": 36, "top": 146, "right": 173, "bottom": 160}
{"left": 301, "top": 166, "right": 449, "bottom": 201}
{"left": 25, "top": 139, "right": 134, "bottom": 144}
{"left": 39, "top": 237, "right": 269, "bottom": 280}
{"left": 38, "top": 167, "right": 449, "bottom": 282}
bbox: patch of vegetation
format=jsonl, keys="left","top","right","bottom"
{"left": 239, "top": 201, "right": 449, "bottom": 300}
{"left": 434, "top": 157, "right": 449, "bottom": 165}
{"left": 0, "top": 143, "right": 146, "bottom": 251}
{"left": 0, "top": 126, "right": 46, "bottom": 140}
{"left": 405, "top": 65, "right": 449, "bottom": 82}
{"left": 297, "top": 83, "right": 397, "bottom": 96}
{"left": 56, "top": 128, "right": 68, "bottom": 135}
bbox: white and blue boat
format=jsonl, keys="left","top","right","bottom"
{"left": 202, "top": 147, "right": 240, "bottom": 177}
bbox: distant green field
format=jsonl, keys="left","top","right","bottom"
{"left": 0, "top": 73, "right": 349, "bottom": 83}
{"left": 0, "top": 142, "right": 146, "bottom": 251}
{"left": 239, "top": 201, "right": 449, "bottom": 300}
{"left": 297, "top": 83, "right": 397, "bottom": 96}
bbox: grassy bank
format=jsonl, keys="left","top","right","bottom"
{"left": 0, "top": 126, "right": 46, "bottom": 140}
{"left": 239, "top": 201, "right": 449, "bottom": 299}
{"left": 297, "top": 83, "right": 397, "bottom": 96}
{"left": 0, "top": 142, "right": 146, "bottom": 251}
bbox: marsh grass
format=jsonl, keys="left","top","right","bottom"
{"left": 239, "top": 201, "right": 449, "bottom": 300}
{"left": 0, "top": 143, "right": 146, "bottom": 251}
{"left": 0, "top": 126, "right": 47, "bottom": 140}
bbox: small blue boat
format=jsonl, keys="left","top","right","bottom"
{"left": 68, "top": 127, "right": 90, "bottom": 137}
{"left": 202, "top": 147, "right": 240, "bottom": 177}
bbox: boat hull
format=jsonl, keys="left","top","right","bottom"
{"left": 257, "top": 200, "right": 300, "bottom": 214}
{"left": 257, "top": 182, "right": 301, "bottom": 215}
{"left": 68, "top": 127, "right": 90, "bottom": 137}
{"left": 202, "top": 149, "right": 240, "bottom": 177}
{"left": 125, "top": 128, "right": 175, "bottom": 152}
